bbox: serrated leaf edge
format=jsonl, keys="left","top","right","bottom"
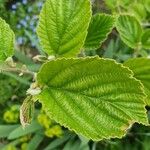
{"left": 115, "top": 13, "right": 143, "bottom": 49}
{"left": 84, "top": 13, "right": 116, "bottom": 51}
{"left": 0, "top": 17, "right": 15, "bottom": 60}
{"left": 124, "top": 57, "right": 150, "bottom": 106}
{"left": 37, "top": 56, "right": 149, "bottom": 141}
{"left": 36, "top": 0, "right": 92, "bottom": 57}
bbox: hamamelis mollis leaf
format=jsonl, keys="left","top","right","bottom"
{"left": 84, "top": 14, "right": 115, "bottom": 51}
{"left": 36, "top": 57, "right": 148, "bottom": 141}
{"left": 0, "top": 17, "right": 15, "bottom": 61}
{"left": 116, "top": 15, "right": 142, "bottom": 49}
{"left": 37, "top": 0, "right": 92, "bottom": 57}
{"left": 124, "top": 58, "right": 150, "bottom": 106}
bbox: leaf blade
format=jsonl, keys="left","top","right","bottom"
{"left": 116, "top": 15, "right": 142, "bottom": 49}
{"left": 0, "top": 17, "right": 15, "bottom": 61}
{"left": 37, "top": 0, "right": 92, "bottom": 57}
{"left": 84, "top": 14, "right": 115, "bottom": 50}
{"left": 124, "top": 58, "right": 150, "bottom": 105}
{"left": 8, "top": 121, "right": 42, "bottom": 140}
{"left": 37, "top": 57, "right": 148, "bottom": 141}
{"left": 27, "top": 133, "right": 44, "bottom": 150}
{"left": 0, "top": 125, "right": 19, "bottom": 138}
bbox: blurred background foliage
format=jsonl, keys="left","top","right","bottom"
{"left": 0, "top": 0, "right": 150, "bottom": 150}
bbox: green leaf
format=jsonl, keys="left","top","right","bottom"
{"left": 0, "top": 125, "right": 19, "bottom": 138}
{"left": 84, "top": 14, "right": 115, "bottom": 51}
{"left": 141, "top": 29, "right": 150, "bottom": 49}
{"left": 37, "top": 57, "right": 148, "bottom": 141}
{"left": 44, "top": 131, "right": 72, "bottom": 150}
{"left": 8, "top": 121, "right": 42, "bottom": 140}
{"left": 116, "top": 15, "right": 142, "bottom": 49}
{"left": 105, "top": 0, "right": 130, "bottom": 12}
{"left": 124, "top": 58, "right": 150, "bottom": 106}
{"left": 27, "top": 133, "right": 44, "bottom": 150}
{"left": 2, "top": 139, "right": 21, "bottom": 150}
{"left": 37, "top": 0, "right": 92, "bottom": 57}
{"left": 79, "top": 136, "right": 90, "bottom": 150}
{"left": 3, "top": 72, "right": 30, "bottom": 85}
{"left": 129, "top": 3, "right": 147, "bottom": 21}
{"left": 143, "top": 0, "right": 150, "bottom": 13}
{"left": 63, "top": 139, "right": 81, "bottom": 150}
{"left": 0, "top": 17, "right": 15, "bottom": 61}
{"left": 104, "top": 0, "right": 118, "bottom": 12}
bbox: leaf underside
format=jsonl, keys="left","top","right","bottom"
{"left": 0, "top": 17, "right": 15, "bottom": 61}
{"left": 37, "top": 57, "right": 148, "bottom": 141}
{"left": 116, "top": 15, "right": 142, "bottom": 49}
{"left": 124, "top": 58, "right": 150, "bottom": 106}
{"left": 84, "top": 14, "right": 115, "bottom": 51}
{"left": 37, "top": 0, "right": 92, "bottom": 57}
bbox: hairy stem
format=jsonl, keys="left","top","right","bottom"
{"left": 0, "top": 64, "right": 34, "bottom": 76}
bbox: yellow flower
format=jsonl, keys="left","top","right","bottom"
{"left": 51, "top": 125, "right": 63, "bottom": 137}
{"left": 7, "top": 145, "right": 17, "bottom": 150}
{"left": 20, "top": 135, "right": 30, "bottom": 142}
{"left": 38, "top": 110, "right": 63, "bottom": 138}
{"left": 21, "top": 143, "right": 28, "bottom": 150}
{"left": 3, "top": 110, "right": 19, "bottom": 123}
{"left": 44, "top": 128, "right": 54, "bottom": 138}
{"left": 44, "top": 125, "right": 63, "bottom": 138}
{"left": 3, "top": 105, "right": 19, "bottom": 123}
{"left": 37, "top": 113, "right": 52, "bottom": 129}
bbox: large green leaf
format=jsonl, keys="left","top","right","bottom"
{"left": 84, "top": 14, "right": 115, "bottom": 51}
{"left": 141, "top": 29, "right": 150, "bottom": 49}
{"left": 37, "top": 0, "right": 92, "bottom": 57}
{"left": 116, "top": 15, "right": 142, "bottom": 49}
{"left": 124, "top": 58, "right": 150, "bottom": 105}
{"left": 37, "top": 57, "right": 148, "bottom": 141}
{"left": 0, "top": 17, "right": 15, "bottom": 61}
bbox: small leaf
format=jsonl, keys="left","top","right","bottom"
{"left": 20, "top": 96, "right": 34, "bottom": 128}
{"left": 37, "top": 0, "right": 92, "bottom": 57}
{"left": 0, "top": 17, "right": 15, "bottom": 61}
{"left": 84, "top": 14, "right": 115, "bottom": 51}
{"left": 37, "top": 57, "right": 148, "bottom": 141}
{"left": 124, "top": 58, "right": 150, "bottom": 106}
{"left": 116, "top": 15, "right": 142, "bottom": 49}
{"left": 143, "top": 0, "right": 150, "bottom": 13}
{"left": 141, "top": 29, "right": 150, "bottom": 49}
{"left": 129, "top": 3, "right": 147, "bottom": 21}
